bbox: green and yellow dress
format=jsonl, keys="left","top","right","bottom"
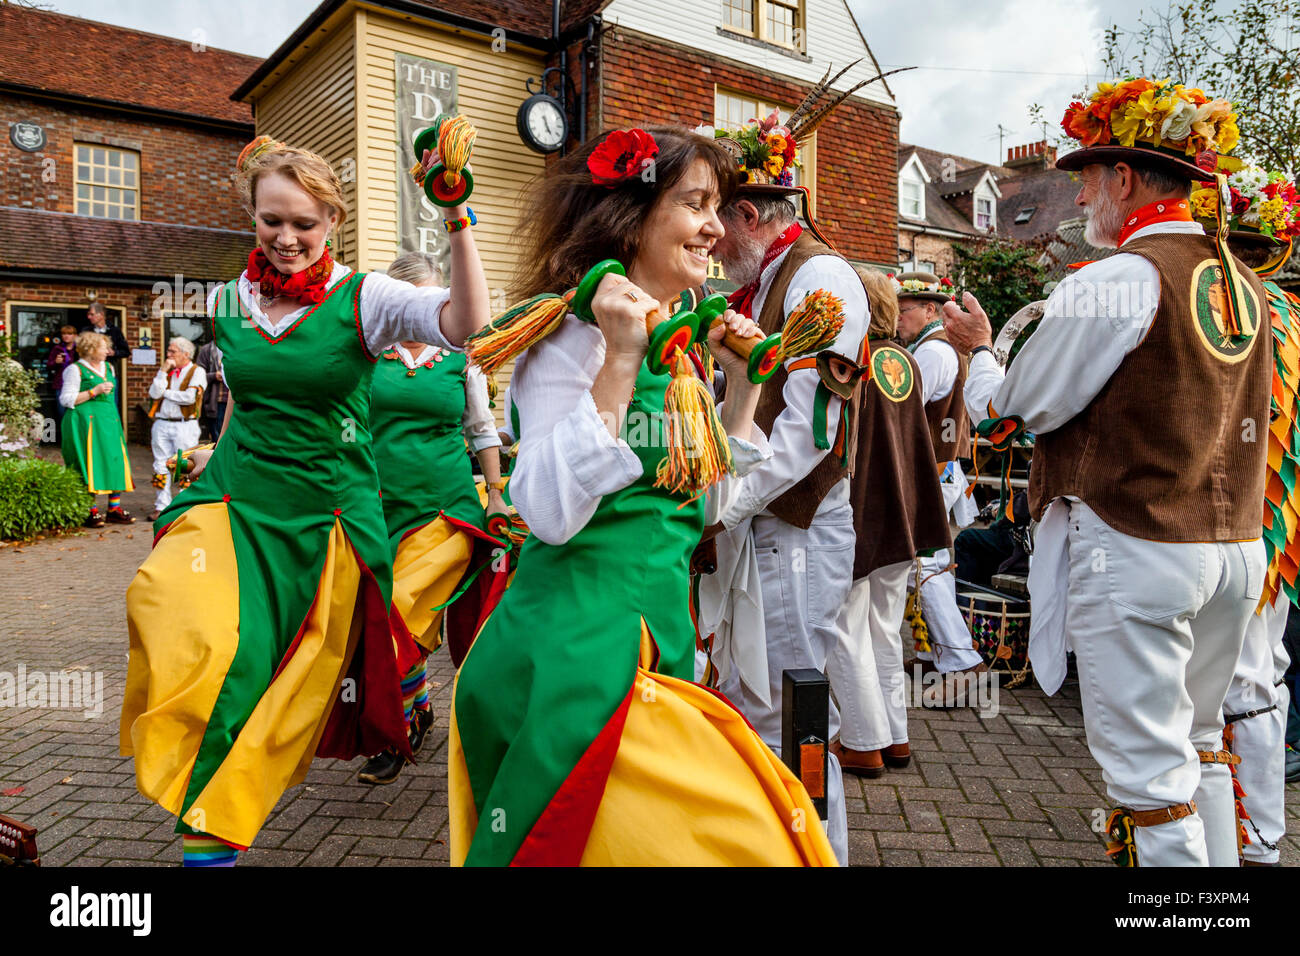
{"left": 121, "top": 269, "right": 447, "bottom": 850}
{"left": 372, "top": 345, "right": 502, "bottom": 654}
{"left": 61, "top": 359, "right": 132, "bottom": 493}
{"left": 449, "top": 320, "right": 835, "bottom": 866}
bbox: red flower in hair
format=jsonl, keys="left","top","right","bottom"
{"left": 588, "top": 128, "right": 659, "bottom": 187}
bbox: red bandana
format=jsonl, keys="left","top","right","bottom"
{"left": 246, "top": 247, "right": 335, "bottom": 306}
{"left": 1116, "top": 198, "right": 1193, "bottom": 247}
{"left": 725, "top": 222, "right": 803, "bottom": 319}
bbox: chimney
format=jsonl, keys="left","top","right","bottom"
{"left": 1005, "top": 140, "right": 1056, "bottom": 171}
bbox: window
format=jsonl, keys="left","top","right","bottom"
{"left": 919, "top": 260, "right": 936, "bottom": 274}
{"left": 900, "top": 179, "right": 923, "bottom": 219}
{"left": 75, "top": 144, "right": 139, "bottom": 220}
{"left": 164, "top": 314, "right": 210, "bottom": 351}
{"left": 714, "top": 88, "right": 816, "bottom": 199}
{"left": 1015, "top": 206, "right": 1036, "bottom": 225}
{"left": 719, "top": 0, "right": 802, "bottom": 49}
{"left": 976, "top": 196, "right": 994, "bottom": 230}
{"left": 721, "top": 0, "right": 754, "bottom": 33}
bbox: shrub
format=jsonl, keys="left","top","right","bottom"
{"left": 0, "top": 456, "right": 93, "bottom": 540}
{"left": 0, "top": 357, "right": 41, "bottom": 454}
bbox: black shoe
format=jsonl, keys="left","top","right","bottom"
{"left": 409, "top": 708, "right": 434, "bottom": 756}
{"left": 106, "top": 508, "right": 136, "bottom": 524}
{"left": 84, "top": 509, "right": 105, "bottom": 528}
{"left": 357, "top": 749, "right": 406, "bottom": 785}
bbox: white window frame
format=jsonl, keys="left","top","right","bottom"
{"left": 75, "top": 143, "right": 140, "bottom": 221}
{"left": 898, "top": 153, "right": 930, "bottom": 222}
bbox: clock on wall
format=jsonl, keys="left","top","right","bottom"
{"left": 517, "top": 93, "right": 568, "bottom": 154}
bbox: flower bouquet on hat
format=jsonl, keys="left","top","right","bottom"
{"left": 1058, "top": 77, "right": 1240, "bottom": 179}
{"left": 892, "top": 272, "right": 956, "bottom": 304}
{"left": 710, "top": 109, "right": 801, "bottom": 190}
{"left": 1191, "top": 164, "right": 1300, "bottom": 277}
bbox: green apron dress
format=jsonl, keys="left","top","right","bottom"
{"left": 61, "top": 360, "right": 132, "bottom": 494}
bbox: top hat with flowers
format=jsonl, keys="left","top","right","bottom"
{"left": 893, "top": 271, "right": 955, "bottom": 305}
{"left": 1058, "top": 77, "right": 1240, "bottom": 180}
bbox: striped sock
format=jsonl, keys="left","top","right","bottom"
{"left": 401, "top": 658, "right": 428, "bottom": 723}
{"left": 182, "top": 834, "right": 239, "bottom": 867}
{"left": 108, "top": 494, "right": 122, "bottom": 511}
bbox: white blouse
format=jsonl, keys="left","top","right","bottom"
{"left": 508, "top": 314, "right": 770, "bottom": 546}
{"left": 391, "top": 343, "right": 500, "bottom": 453}
{"left": 205, "top": 261, "right": 455, "bottom": 355}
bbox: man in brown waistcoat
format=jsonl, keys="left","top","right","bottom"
{"left": 700, "top": 108, "right": 871, "bottom": 863}
{"left": 825, "top": 267, "right": 951, "bottom": 776}
{"left": 896, "top": 273, "right": 985, "bottom": 686}
{"left": 943, "top": 79, "right": 1270, "bottom": 866}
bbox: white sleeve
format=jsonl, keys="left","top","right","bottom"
{"left": 986, "top": 255, "right": 1158, "bottom": 432}
{"left": 462, "top": 365, "right": 502, "bottom": 452}
{"left": 913, "top": 339, "right": 957, "bottom": 405}
{"left": 963, "top": 351, "right": 1005, "bottom": 422}
{"left": 499, "top": 383, "right": 517, "bottom": 444}
{"left": 59, "top": 364, "right": 82, "bottom": 409}
{"left": 703, "top": 429, "right": 774, "bottom": 525}
{"left": 358, "top": 272, "right": 455, "bottom": 356}
{"left": 507, "top": 316, "right": 644, "bottom": 545}
{"left": 162, "top": 365, "right": 207, "bottom": 405}
{"left": 148, "top": 369, "right": 168, "bottom": 401}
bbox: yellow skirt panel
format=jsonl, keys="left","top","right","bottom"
{"left": 391, "top": 517, "right": 473, "bottom": 652}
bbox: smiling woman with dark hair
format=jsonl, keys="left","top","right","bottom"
{"left": 449, "top": 126, "right": 836, "bottom": 866}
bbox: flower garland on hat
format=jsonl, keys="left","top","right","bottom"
{"left": 1190, "top": 165, "right": 1300, "bottom": 242}
{"left": 1061, "top": 77, "right": 1239, "bottom": 163}
{"left": 707, "top": 110, "right": 800, "bottom": 187}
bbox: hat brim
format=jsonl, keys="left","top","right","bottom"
{"left": 896, "top": 291, "right": 951, "bottom": 305}
{"left": 1225, "top": 229, "right": 1287, "bottom": 251}
{"left": 1056, "top": 144, "right": 1212, "bottom": 181}
{"left": 735, "top": 182, "right": 802, "bottom": 197}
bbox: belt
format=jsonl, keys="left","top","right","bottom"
{"left": 155, "top": 417, "right": 185, "bottom": 422}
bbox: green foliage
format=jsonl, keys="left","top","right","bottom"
{"left": 952, "top": 238, "right": 1048, "bottom": 339}
{"left": 1102, "top": 0, "right": 1300, "bottom": 169}
{"left": 0, "top": 456, "right": 93, "bottom": 540}
{"left": 0, "top": 358, "right": 41, "bottom": 453}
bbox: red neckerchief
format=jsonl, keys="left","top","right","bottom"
{"left": 169, "top": 361, "right": 190, "bottom": 380}
{"left": 245, "top": 247, "right": 335, "bottom": 306}
{"left": 726, "top": 222, "right": 803, "bottom": 318}
{"left": 1115, "top": 198, "right": 1193, "bottom": 248}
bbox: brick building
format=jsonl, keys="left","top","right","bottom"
{"left": 0, "top": 5, "right": 259, "bottom": 438}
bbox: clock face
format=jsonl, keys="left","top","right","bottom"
{"left": 520, "top": 96, "right": 567, "bottom": 153}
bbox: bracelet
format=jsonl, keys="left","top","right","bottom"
{"left": 970, "top": 344, "right": 993, "bottom": 359}
{"left": 444, "top": 208, "right": 477, "bottom": 233}
{"left": 488, "top": 479, "right": 507, "bottom": 492}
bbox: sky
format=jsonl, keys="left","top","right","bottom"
{"left": 40, "top": 0, "right": 1230, "bottom": 165}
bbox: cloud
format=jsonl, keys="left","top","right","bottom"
{"left": 48, "top": 0, "right": 318, "bottom": 56}
{"left": 849, "top": 0, "right": 1109, "bottom": 163}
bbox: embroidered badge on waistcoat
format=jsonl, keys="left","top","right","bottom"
{"left": 869, "top": 344, "right": 914, "bottom": 402}
{"left": 1190, "top": 259, "right": 1262, "bottom": 363}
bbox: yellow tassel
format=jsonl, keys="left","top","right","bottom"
{"left": 439, "top": 115, "right": 476, "bottom": 185}
{"left": 409, "top": 160, "right": 427, "bottom": 187}
{"left": 776, "top": 289, "right": 846, "bottom": 361}
{"left": 466, "top": 294, "right": 570, "bottom": 376}
{"left": 655, "top": 348, "right": 734, "bottom": 495}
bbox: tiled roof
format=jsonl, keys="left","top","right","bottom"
{"left": 1038, "top": 216, "right": 1117, "bottom": 283}
{"left": 997, "top": 167, "right": 1082, "bottom": 242}
{"left": 0, "top": 207, "right": 250, "bottom": 282}
{"left": 0, "top": 6, "right": 259, "bottom": 125}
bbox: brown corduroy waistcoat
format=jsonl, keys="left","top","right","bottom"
{"left": 1028, "top": 233, "right": 1271, "bottom": 542}
{"left": 752, "top": 233, "right": 865, "bottom": 529}
{"left": 850, "top": 340, "right": 952, "bottom": 578}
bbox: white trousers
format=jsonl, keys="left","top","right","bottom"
{"left": 1065, "top": 502, "right": 1265, "bottom": 866}
{"left": 826, "top": 560, "right": 912, "bottom": 750}
{"left": 911, "top": 549, "right": 983, "bottom": 672}
{"left": 151, "top": 419, "right": 200, "bottom": 512}
{"left": 718, "top": 504, "right": 852, "bottom": 865}
{"left": 1225, "top": 598, "right": 1291, "bottom": 864}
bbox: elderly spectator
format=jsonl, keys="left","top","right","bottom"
{"left": 79, "top": 302, "right": 129, "bottom": 358}
{"left": 147, "top": 337, "right": 207, "bottom": 519}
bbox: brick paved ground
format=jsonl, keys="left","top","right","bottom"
{"left": 2, "top": 447, "right": 1298, "bottom": 866}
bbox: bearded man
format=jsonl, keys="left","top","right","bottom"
{"left": 942, "top": 81, "right": 1271, "bottom": 867}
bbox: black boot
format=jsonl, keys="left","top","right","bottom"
{"left": 357, "top": 749, "right": 405, "bottom": 785}
{"left": 409, "top": 708, "right": 434, "bottom": 756}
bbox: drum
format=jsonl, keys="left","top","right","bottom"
{"left": 959, "top": 590, "right": 1032, "bottom": 688}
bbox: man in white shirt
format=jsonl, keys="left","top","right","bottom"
{"left": 941, "top": 88, "right": 1271, "bottom": 866}
{"left": 148, "top": 337, "right": 207, "bottom": 519}
{"left": 705, "top": 188, "right": 870, "bottom": 864}
{"left": 895, "top": 274, "right": 984, "bottom": 686}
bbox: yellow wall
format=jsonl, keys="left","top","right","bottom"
{"left": 255, "top": 18, "right": 360, "bottom": 266}
{"left": 356, "top": 7, "right": 547, "bottom": 292}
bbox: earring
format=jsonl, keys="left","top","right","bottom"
{"left": 325, "top": 237, "right": 333, "bottom": 249}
